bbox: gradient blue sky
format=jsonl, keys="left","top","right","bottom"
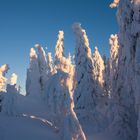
{"left": 0, "top": 0, "right": 118, "bottom": 93}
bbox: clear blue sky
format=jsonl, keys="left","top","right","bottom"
{"left": 0, "top": 0, "right": 118, "bottom": 93}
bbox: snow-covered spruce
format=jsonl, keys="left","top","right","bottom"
{"left": 55, "top": 31, "right": 64, "bottom": 65}
{"left": 45, "top": 69, "right": 86, "bottom": 140}
{"left": 109, "top": 34, "right": 119, "bottom": 98}
{"left": 92, "top": 47, "right": 105, "bottom": 96}
{"left": 1, "top": 73, "right": 19, "bottom": 116}
{"left": 62, "top": 109, "right": 87, "bottom": 140}
{"left": 0, "top": 64, "right": 9, "bottom": 92}
{"left": 35, "top": 44, "right": 48, "bottom": 93}
{"left": 131, "top": 1, "right": 140, "bottom": 140}
{"left": 54, "top": 30, "right": 74, "bottom": 90}
{"left": 10, "top": 73, "right": 18, "bottom": 85}
{"left": 55, "top": 31, "right": 74, "bottom": 74}
{"left": 101, "top": 35, "right": 120, "bottom": 129}
{"left": 0, "top": 64, "right": 9, "bottom": 112}
{"left": 72, "top": 23, "right": 97, "bottom": 113}
{"left": 61, "top": 96, "right": 87, "bottom": 140}
{"left": 26, "top": 48, "right": 41, "bottom": 97}
{"left": 45, "top": 30, "right": 74, "bottom": 115}
{"left": 108, "top": 1, "right": 139, "bottom": 140}
{"left": 47, "top": 52, "right": 56, "bottom": 76}
{"left": 103, "top": 55, "right": 111, "bottom": 97}
{"left": 61, "top": 67, "right": 86, "bottom": 140}
{"left": 110, "top": 0, "right": 120, "bottom": 8}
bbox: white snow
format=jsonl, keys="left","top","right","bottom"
{"left": 1, "top": 1, "right": 140, "bottom": 140}
{"left": 110, "top": 0, "right": 120, "bottom": 8}
{"left": 0, "top": 64, "right": 9, "bottom": 92}
{"left": 72, "top": 23, "right": 96, "bottom": 112}
{"left": 10, "top": 73, "right": 18, "bottom": 85}
{"left": 26, "top": 48, "right": 41, "bottom": 97}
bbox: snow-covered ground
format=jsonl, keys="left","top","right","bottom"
{"left": 0, "top": 94, "right": 99, "bottom": 140}
{"left": 0, "top": 92, "right": 110, "bottom": 140}
{"left": 0, "top": 115, "right": 58, "bottom": 140}
{"left": 0, "top": 94, "right": 59, "bottom": 140}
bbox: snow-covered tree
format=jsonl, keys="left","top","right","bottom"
{"left": 0, "top": 64, "right": 9, "bottom": 92}
{"left": 35, "top": 44, "right": 48, "bottom": 93}
{"left": 26, "top": 48, "right": 41, "bottom": 97}
{"left": 109, "top": 34, "right": 119, "bottom": 77}
{"left": 72, "top": 23, "right": 96, "bottom": 112}
{"left": 47, "top": 52, "right": 56, "bottom": 75}
{"left": 1, "top": 73, "right": 19, "bottom": 116}
{"left": 92, "top": 47, "right": 105, "bottom": 96}
{"left": 62, "top": 109, "right": 87, "bottom": 140}
{"left": 55, "top": 31, "right": 74, "bottom": 74}
{"left": 45, "top": 70, "right": 67, "bottom": 126}
{"left": 109, "top": 34, "right": 119, "bottom": 97}
{"left": 0, "top": 64, "right": 9, "bottom": 112}
{"left": 108, "top": 1, "right": 139, "bottom": 140}
{"left": 45, "top": 69, "right": 86, "bottom": 140}
{"left": 103, "top": 55, "right": 111, "bottom": 97}
{"left": 110, "top": 0, "right": 120, "bottom": 8}
{"left": 61, "top": 89, "right": 87, "bottom": 140}
{"left": 45, "top": 30, "right": 74, "bottom": 105}
{"left": 54, "top": 30, "right": 74, "bottom": 90}
{"left": 131, "top": 1, "right": 140, "bottom": 140}
{"left": 10, "top": 73, "right": 18, "bottom": 85}
{"left": 55, "top": 31, "right": 64, "bottom": 65}
{"left": 61, "top": 69, "right": 86, "bottom": 140}
{"left": 0, "top": 64, "right": 9, "bottom": 76}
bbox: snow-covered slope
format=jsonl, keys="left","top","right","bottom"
{"left": 0, "top": 94, "right": 59, "bottom": 140}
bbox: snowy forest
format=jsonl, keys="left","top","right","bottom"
{"left": 0, "top": 0, "right": 140, "bottom": 140}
